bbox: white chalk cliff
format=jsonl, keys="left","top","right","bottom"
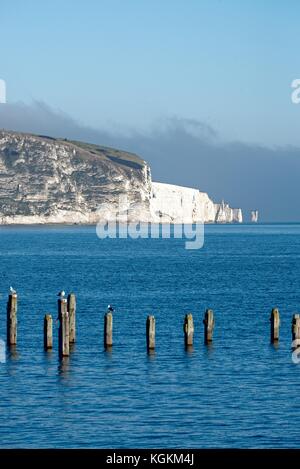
{"left": 150, "top": 183, "right": 242, "bottom": 223}
{"left": 0, "top": 130, "right": 242, "bottom": 224}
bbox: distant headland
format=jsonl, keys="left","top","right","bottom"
{"left": 0, "top": 130, "right": 242, "bottom": 224}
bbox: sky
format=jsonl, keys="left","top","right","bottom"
{"left": 1, "top": 0, "right": 300, "bottom": 220}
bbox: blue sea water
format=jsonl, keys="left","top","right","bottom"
{"left": 0, "top": 223, "right": 300, "bottom": 448}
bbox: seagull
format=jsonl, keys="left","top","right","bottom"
{"left": 57, "top": 290, "right": 65, "bottom": 298}
{"left": 9, "top": 286, "right": 16, "bottom": 294}
{"left": 107, "top": 305, "right": 114, "bottom": 312}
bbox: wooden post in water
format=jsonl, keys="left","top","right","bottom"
{"left": 292, "top": 314, "right": 300, "bottom": 348}
{"left": 44, "top": 314, "right": 53, "bottom": 350}
{"left": 270, "top": 308, "right": 280, "bottom": 343}
{"left": 203, "top": 309, "right": 214, "bottom": 344}
{"left": 104, "top": 312, "right": 113, "bottom": 348}
{"left": 58, "top": 297, "right": 69, "bottom": 357}
{"left": 184, "top": 313, "right": 194, "bottom": 346}
{"left": 146, "top": 315, "right": 155, "bottom": 350}
{"left": 7, "top": 291, "right": 17, "bottom": 345}
{"left": 67, "top": 293, "right": 76, "bottom": 343}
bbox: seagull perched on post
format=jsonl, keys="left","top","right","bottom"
{"left": 57, "top": 290, "right": 65, "bottom": 298}
{"left": 107, "top": 305, "right": 114, "bottom": 313}
{"left": 9, "top": 286, "right": 16, "bottom": 294}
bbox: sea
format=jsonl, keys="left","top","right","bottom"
{"left": 0, "top": 223, "right": 299, "bottom": 448}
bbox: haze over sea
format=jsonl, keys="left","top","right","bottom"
{"left": 0, "top": 223, "right": 299, "bottom": 448}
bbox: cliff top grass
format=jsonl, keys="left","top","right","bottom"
{"left": 67, "top": 139, "right": 145, "bottom": 170}
{"left": 0, "top": 129, "right": 146, "bottom": 170}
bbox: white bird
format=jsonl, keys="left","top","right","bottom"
{"left": 9, "top": 286, "right": 16, "bottom": 294}
{"left": 58, "top": 290, "right": 65, "bottom": 298}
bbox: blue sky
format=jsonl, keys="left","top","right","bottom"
{"left": 1, "top": 0, "right": 300, "bottom": 145}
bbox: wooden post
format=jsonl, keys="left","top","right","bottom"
{"left": 292, "top": 314, "right": 300, "bottom": 348}
{"left": 104, "top": 312, "right": 113, "bottom": 348}
{"left": 270, "top": 308, "right": 280, "bottom": 343}
{"left": 58, "top": 298, "right": 69, "bottom": 357}
{"left": 184, "top": 313, "right": 194, "bottom": 346}
{"left": 44, "top": 314, "right": 53, "bottom": 350}
{"left": 7, "top": 292, "right": 17, "bottom": 345}
{"left": 67, "top": 293, "right": 76, "bottom": 343}
{"left": 203, "top": 309, "right": 214, "bottom": 344}
{"left": 146, "top": 315, "right": 155, "bottom": 350}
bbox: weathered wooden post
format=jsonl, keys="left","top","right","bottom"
{"left": 58, "top": 297, "right": 69, "bottom": 357}
{"left": 203, "top": 309, "right": 214, "bottom": 344}
{"left": 67, "top": 293, "right": 76, "bottom": 343}
{"left": 292, "top": 314, "right": 300, "bottom": 348}
{"left": 104, "top": 312, "right": 113, "bottom": 348}
{"left": 184, "top": 313, "right": 194, "bottom": 346}
{"left": 270, "top": 308, "right": 280, "bottom": 343}
{"left": 7, "top": 291, "right": 17, "bottom": 345}
{"left": 146, "top": 315, "right": 155, "bottom": 350}
{"left": 44, "top": 314, "right": 53, "bottom": 350}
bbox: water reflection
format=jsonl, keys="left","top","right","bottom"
{"left": 7, "top": 345, "right": 18, "bottom": 361}
{"left": 204, "top": 342, "right": 214, "bottom": 358}
{"left": 105, "top": 345, "right": 113, "bottom": 352}
{"left": 70, "top": 343, "right": 76, "bottom": 354}
{"left": 271, "top": 341, "right": 279, "bottom": 351}
{"left": 147, "top": 349, "right": 156, "bottom": 360}
{"left": 185, "top": 345, "right": 194, "bottom": 355}
{"left": 58, "top": 356, "right": 70, "bottom": 378}
{"left": 44, "top": 347, "right": 53, "bottom": 361}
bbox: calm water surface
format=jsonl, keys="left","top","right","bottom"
{"left": 0, "top": 223, "right": 299, "bottom": 448}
